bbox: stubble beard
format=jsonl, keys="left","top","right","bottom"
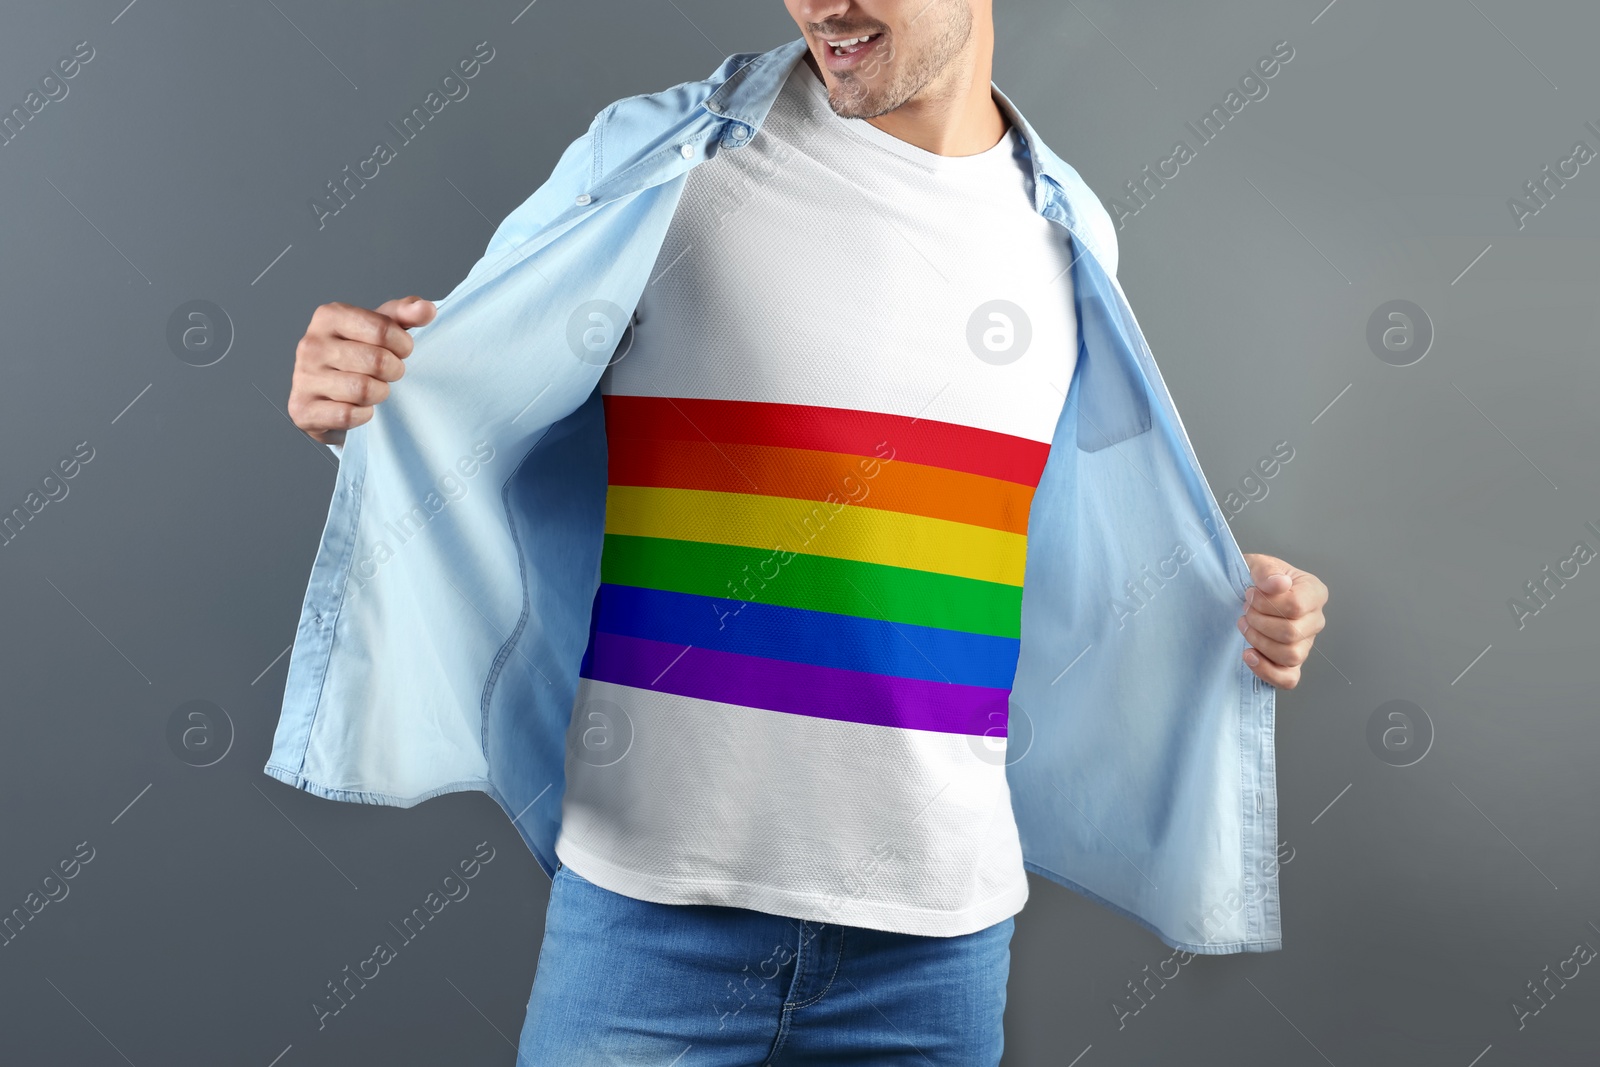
{"left": 822, "top": 0, "right": 974, "bottom": 120}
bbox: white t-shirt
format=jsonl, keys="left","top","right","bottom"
{"left": 553, "top": 60, "right": 1079, "bottom": 937}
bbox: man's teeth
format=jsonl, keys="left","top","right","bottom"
{"left": 828, "top": 34, "right": 877, "bottom": 52}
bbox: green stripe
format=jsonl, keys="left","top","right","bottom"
{"left": 600, "top": 534, "right": 1023, "bottom": 639}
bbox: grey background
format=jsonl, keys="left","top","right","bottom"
{"left": 1, "top": 0, "right": 1595, "bottom": 1064}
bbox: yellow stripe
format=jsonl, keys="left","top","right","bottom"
{"left": 604, "top": 485, "right": 1028, "bottom": 587}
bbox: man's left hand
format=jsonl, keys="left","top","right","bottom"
{"left": 1238, "top": 553, "right": 1328, "bottom": 690}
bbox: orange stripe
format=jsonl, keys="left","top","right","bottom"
{"left": 607, "top": 437, "right": 1037, "bottom": 535}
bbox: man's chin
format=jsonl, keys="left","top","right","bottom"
{"left": 825, "top": 86, "right": 897, "bottom": 121}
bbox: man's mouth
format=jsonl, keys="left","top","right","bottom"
{"left": 822, "top": 32, "right": 884, "bottom": 57}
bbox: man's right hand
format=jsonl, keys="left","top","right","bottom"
{"left": 288, "top": 296, "right": 438, "bottom": 446}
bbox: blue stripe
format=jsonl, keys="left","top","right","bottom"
{"left": 588, "top": 583, "right": 1021, "bottom": 689}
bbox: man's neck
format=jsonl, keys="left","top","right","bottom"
{"left": 801, "top": 47, "right": 1009, "bottom": 157}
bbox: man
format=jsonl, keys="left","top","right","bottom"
{"left": 277, "top": 1, "right": 1329, "bottom": 1061}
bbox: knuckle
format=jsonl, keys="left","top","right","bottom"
{"left": 365, "top": 314, "right": 393, "bottom": 347}
{"left": 290, "top": 374, "right": 319, "bottom": 410}
{"left": 339, "top": 312, "right": 365, "bottom": 344}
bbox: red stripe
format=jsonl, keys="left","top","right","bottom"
{"left": 602, "top": 395, "right": 1051, "bottom": 486}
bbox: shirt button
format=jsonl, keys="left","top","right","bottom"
{"left": 730, "top": 125, "right": 748, "bottom": 141}
{"left": 575, "top": 193, "right": 591, "bottom": 206}
{"left": 679, "top": 143, "right": 694, "bottom": 158}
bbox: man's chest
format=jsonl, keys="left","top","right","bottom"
{"left": 598, "top": 100, "right": 1081, "bottom": 447}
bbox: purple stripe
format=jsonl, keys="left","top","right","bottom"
{"left": 581, "top": 631, "right": 1009, "bottom": 737}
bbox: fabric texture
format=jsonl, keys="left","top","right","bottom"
{"left": 519, "top": 862, "right": 1012, "bottom": 1066}
{"left": 264, "top": 37, "right": 1281, "bottom": 955}
{"left": 553, "top": 61, "right": 1080, "bottom": 936}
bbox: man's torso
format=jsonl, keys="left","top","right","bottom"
{"left": 554, "top": 62, "right": 1081, "bottom": 937}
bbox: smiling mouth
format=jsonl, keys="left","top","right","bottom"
{"left": 822, "top": 32, "right": 884, "bottom": 56}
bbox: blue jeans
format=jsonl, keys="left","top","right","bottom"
{"left": 517, "top": 863, "right": 1013, "bottom": 1065}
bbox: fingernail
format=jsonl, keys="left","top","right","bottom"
{"left": 1243, "top": 650, "right": 1259, "bottom": 666}
{"left": 1236, "top": 616, "right": 1248, "bottom": 634}
{"left": 1244, "top": 588, "right": 1256, "bottom": 606}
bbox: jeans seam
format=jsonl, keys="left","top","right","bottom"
{"left": 786, "top": 927, "right": 843, "bottom": 1010}
{"left": 762, "top": 923, "right": 810, "bottom": 1065}
{"left": 781, "top": 922, "right": 811, "bottom": 1010}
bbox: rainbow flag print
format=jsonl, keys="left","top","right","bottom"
{"left": 577, "top": 395, "right": 1055, "bottom": 738}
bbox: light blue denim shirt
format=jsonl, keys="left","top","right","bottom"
{"left": 267, "top": 38, "right": 1281, "bottom": 955}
